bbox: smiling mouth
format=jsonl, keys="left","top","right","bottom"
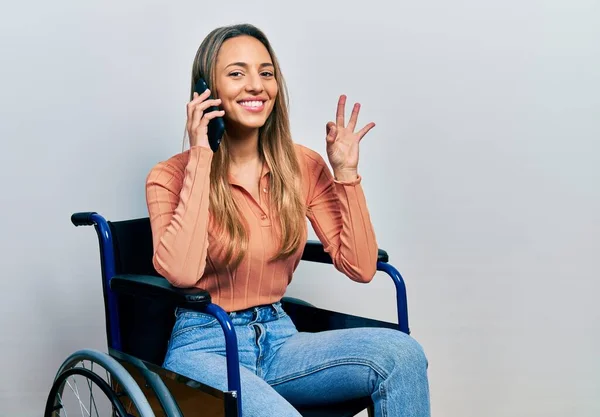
{"left": 238, "top": 100, "right": 266, "bottom": 112}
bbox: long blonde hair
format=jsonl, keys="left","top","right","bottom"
{"left": 188, "top": 23, "right": 305, "bottom": 267}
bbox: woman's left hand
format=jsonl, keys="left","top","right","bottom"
{"left": 325, "top": 94, "right": 375, "bottom": 182}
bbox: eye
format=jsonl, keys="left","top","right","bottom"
{"left": 261, "top": 71, "right": 274, "bottom": 77}
{"left": 228, "top": 71, "right": 243, "bottom": 77}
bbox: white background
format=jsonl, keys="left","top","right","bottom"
{"left": 1, "top": 0, "right": 598, "bottom": 416}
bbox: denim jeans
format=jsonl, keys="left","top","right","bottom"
{"left": 163, "top": 302, "right": 430, "bottom": 417}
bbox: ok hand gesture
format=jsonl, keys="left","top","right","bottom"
{"left": 325, "top": 95, "right": 375, "bottom": 182}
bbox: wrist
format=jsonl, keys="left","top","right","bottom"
{"left": 333, "top": 169, "right": 358, "bottom": 182}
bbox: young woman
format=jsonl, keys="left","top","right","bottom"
{"left": 146, "top": 23, "right": 430, "bottom": 417}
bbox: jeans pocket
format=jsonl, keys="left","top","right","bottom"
{"left": 171, "top": 310, "right": 218, "bottom": 338}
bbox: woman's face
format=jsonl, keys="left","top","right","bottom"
{"left": 213, "top": 35, "right": 278, "bottom": 131}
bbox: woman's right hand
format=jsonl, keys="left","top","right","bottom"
{"left": 186, "top": 89, "right": 225, "bottom": 149}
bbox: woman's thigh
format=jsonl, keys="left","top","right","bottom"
{"left": 263, "top": 327, "right": 428, "bottom": 407}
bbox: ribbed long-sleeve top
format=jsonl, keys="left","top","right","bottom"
{"left": 145, "top": 143, "right": 378, "bottom": 312}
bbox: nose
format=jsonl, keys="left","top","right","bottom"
{"left": 244, "top": 71, "right": 264, "bottom": 94}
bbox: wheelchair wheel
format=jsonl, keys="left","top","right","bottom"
{"left": 44, "top": 349, "right": 155, "bottom": 417}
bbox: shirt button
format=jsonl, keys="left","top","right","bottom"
{"left": 263, "top": 188, "right": 267, "bottom": 193}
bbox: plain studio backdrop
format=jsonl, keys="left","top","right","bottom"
{"left": 1, "top": 0, "right": 598, "bottom": 416}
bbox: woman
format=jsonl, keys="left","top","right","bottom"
{"left": 146, "top": 23, "right": 430, "bottom": 417}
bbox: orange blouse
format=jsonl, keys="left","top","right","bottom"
{"left": 145, "top": 143, "right": 378, "bottom": 312}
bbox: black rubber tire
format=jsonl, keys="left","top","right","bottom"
{"left": 44, "top": 367, "right": 129, "bottom": 417}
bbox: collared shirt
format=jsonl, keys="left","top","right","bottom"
{"left": 146, "top": 143, "right": 378, "bottom": 312}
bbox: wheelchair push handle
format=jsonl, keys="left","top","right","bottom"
{"left": 71, "top": 212, "right": 98, "bottom": 226}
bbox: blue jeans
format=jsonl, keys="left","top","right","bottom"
{"left": 163, "top": 302, "right": 430, "bottom": 417}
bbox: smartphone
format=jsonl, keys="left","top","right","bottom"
{"left": 194, "top": 77, "right": 225, "bottom": 152}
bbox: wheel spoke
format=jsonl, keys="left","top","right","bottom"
{"left": 72, "top": 374, "right": 88, "bottom": 416}
{"left": 87, "top": 362, "right": 100, "bottom": 417}
{"left": 65, "top": 378, "right": 91, "bottom": 416}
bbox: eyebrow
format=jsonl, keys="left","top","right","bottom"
{"left": 225, "top": 62, "right": 274, "bottom": 69}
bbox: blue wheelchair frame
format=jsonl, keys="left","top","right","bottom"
{"left": 79, "top": 212, "right": 410, "bottom": 415}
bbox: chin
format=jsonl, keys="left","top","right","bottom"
{"left": 224, "top": 117, "right": 267, "bottom": 133}
{"left": 230, "top": 113, "right": 272, "bottom": 129}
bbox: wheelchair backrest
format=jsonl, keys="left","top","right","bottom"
{"left": 109, "top": 217, "right": 156, "bottom": 277}
{"left": 106, "top": 217, "right": 176, "bottom": 366}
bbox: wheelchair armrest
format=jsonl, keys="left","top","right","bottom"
{"left": 301, "top": 240, "right": 389, "bottom": 264}
{"left": 110, "top": 274, "right": 211, "bottom": 309}
{"left": 109, "top": 274, "right": 242, "bottom": 396}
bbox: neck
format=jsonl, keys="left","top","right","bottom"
{"left": 226, "top": 126, "right": 261, "bottom": 167}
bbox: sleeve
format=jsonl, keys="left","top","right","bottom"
{"left": 145, "top": 146, "right": 213, "bottom": 287}
{"left": 304, "top": 150, "right": 379, "bottom": 282}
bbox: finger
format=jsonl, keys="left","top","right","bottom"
{"left": 357, "top": 122, "right": 376, "bottom": 141}
{"left": 192, "top": 88, "right": 211, "bottom": 103}
{"left": 347, "top": 102, "right": 360, "bottom": 131}
{"left": 197, "top": 109, "right": 225, "bottom": 134}
{"left": 336, "top": 94, "right": 346, "bottom": 127}
{"left": 187, "top": 91, "right": 209, "bottom": 121}
{"left": 326, "top": 125, "right": 337, "bottom": 144}
{"left": 196, "top": 98, "right": 222, "bottom": 112}
{"left": 202, "top": 109, "right": 226, "bottom": 122}
{"left": 191, "top": 104, "right": 205, "bottom": 131}
{"left": 187, "top": 90, "right": 211, "bottom": 113}
{"left": 326, "top": 121, "right": 335, "bottom": 136}
{"left": 186, "top": 92, "right": 199, "bottom": 129}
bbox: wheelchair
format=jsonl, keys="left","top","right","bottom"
{"left": 45, "top": 211, "right": 411, "bottom": 417}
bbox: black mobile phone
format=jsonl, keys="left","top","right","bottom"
{"left": 194, "top": 77, "right": 225, "bottom": 152}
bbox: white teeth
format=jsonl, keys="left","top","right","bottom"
{"left": 239, "top": 100, "right": 263, "bottom": 108}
